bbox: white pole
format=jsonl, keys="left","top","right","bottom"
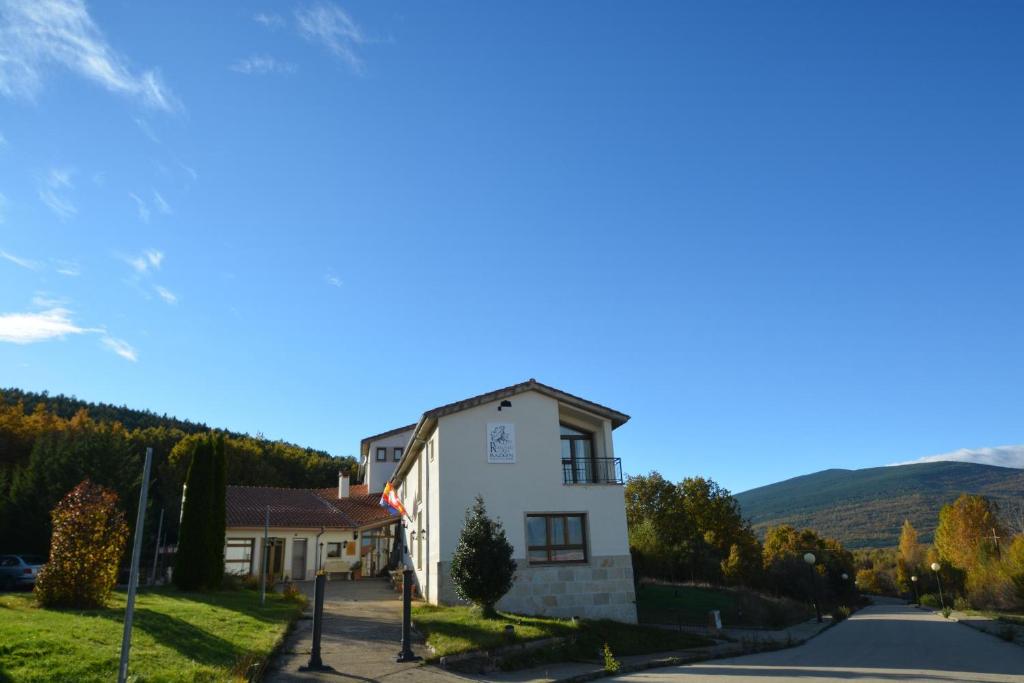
{"left": 261, "top": 505, "right": 269, "bottom": 607}
{"left": 149, "top": 508, "right": 164, "bottom": 586}
{"left": 118, "top": 447, "right": 153, "bottom": 683}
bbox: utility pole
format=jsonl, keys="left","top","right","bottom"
{"left": 261, "top": 506, "right": 269, "bottom": 607}
{"left": 118, "top": 447, "right": 153, "bottom": 683}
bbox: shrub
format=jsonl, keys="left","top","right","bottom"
{"left": 953, "top": 596, "right": 970, "bottom": 611}
{"left": 602, "top": 643, "right": 620, "bottom": 673}
{"left": 831, "top": 606, "right": 851, "bottom": 622}
{"left": 282, "top": 582, "right": 307, "bottom": 605}
{"left": 449, "top": 495, "right": 516, "bottom": 618}
{"left": 919, "top": 593, "right": 940, "bottom": 608}
{"left": 35, "top": 480, "right": 129, "bottom": 608}
{"left": 941, "top": 606, "right": 952, "bottom": 619}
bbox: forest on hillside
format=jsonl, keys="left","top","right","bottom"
{"left": 0, "top": 388, "right": 358, "bottom": 558}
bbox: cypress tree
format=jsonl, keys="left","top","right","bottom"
{"left": 174, "top": 435, "right": 212, "bottom": 590}
{"left": 449, "top": 495, "right": 516, "bottom": 618}
{"left": 208, "top": 433, "right": 227, "bottom": 588}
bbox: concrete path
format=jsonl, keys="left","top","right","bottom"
{"left": 610, "top": 601, "right": 1024, "bottom": 682}
{"left": 265, "top": 578, "right": 465, "bottom": 683}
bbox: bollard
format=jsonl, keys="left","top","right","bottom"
{"left": 300, "top": 573, "right": 331, "bottom": 672}
{"left": 396, "top": 569, "right": 422, "bottom": 663}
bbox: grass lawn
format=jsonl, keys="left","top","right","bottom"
{"left": 0, "top": 588, "right": 304, "bottom": 683}
{"left": 411, "top": 603, "right": 712, "bottom": 670}
{"left": 636, "top": 583, "right": 813, "bottom": 629}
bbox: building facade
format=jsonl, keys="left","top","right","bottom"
{"left": 391, "top": 379, "right": 637, "bottom": 622}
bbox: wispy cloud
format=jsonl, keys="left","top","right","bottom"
{"left": 152, "top": 190, "right": 171, "bottom": 215}
{"left": 134, "top": 117, "right": 160, "bottom": 143}
{"left": 0, "top": 248, "right": 41, "bottom": 270}
{"left": 52, "top": 259, "right": 80, "bottom": 276}
{"left": 37, "top": 167, "right": 76, "bottom": 219}
{"left": 178, "top": 161, "right": 198, "bottom": 182}
{"left": 325, "top": 273, "right": 342, "bottom": 287}
{"left": 124, "top": 249, "right": 163, "bottom": 274}
{"left": 230, "top": 55, "right": 297, "bottom": 75}
{"left": 154, "top": 285, "right": 177, "bottom": 304}
{"left": 0, "top": 0, "right": 179, "bottom": 111}
{"left": 0, "top": 307, "right": 96, "bottom": 344}
{"left": 295, "top": 3, "right": 365, "bottom": 73}
{"left": 254, "top": 12, "right": 285, "bottom": 29}
{"left": 101, "top": 335, "right": 137, "bottom": 361}
{"left": 129, "top": 192, "right": 150, "bottom": 223}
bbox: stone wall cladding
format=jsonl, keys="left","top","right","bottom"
{"left": 436, "top": 554, "right": 637, "bottom": 623}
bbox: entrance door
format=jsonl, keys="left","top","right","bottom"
{"left": 291, "top": 539, "right": 307, "bottom": 581}
{"left": 264, "top": 538, "right": 285, "bottom": 583}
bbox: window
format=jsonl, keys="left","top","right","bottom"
{"left": 561, "top": 425, "right": 595, "bottom": 483}
{"left": 326, "top": 542, "right": 343, "bottom": 558}
{"left": 526, "top": 513, "right": 587, "bottom": 564}
{"left": 375, "top": 447, "right": 386, "bottom": 462}
{"left": 225, "top": 539, "right": 254, "bottom": 575}
{"left": 393, "top": 446, "right": 404, "bottom": 462}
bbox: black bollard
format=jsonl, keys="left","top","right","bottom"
{"left": 300, "top": 573, "right": 331, "bottom": 672}
{"left": 396, "top": 569, "right": 422, "bottom": 663}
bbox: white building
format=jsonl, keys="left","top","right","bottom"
{"left": 223, "top": 476, "right": 397, "bottom": 582}
{"left": 390, "top": 379, "right": 637, "bottom": 622}
{"left": 360, "top": 424, "right": 416, "bottom": 495}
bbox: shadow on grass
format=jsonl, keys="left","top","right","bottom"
{"left": 92, "top": 607, "right": 248, "bottom": 667}
{"left": 138, "top": 588, "right": 302, "bottom": 625}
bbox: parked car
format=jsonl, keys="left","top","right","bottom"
{"left": 0, "top": 554, "right": 46, "bottom": 590}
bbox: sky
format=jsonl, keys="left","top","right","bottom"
{"left": 1, "top": 1, "right": 1022, "bottom": 493}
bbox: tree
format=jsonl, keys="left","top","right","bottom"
{"left": 449, "top": 496, "right": 516, "bottom": 617}
{"left": 35, "top": 480, "right": 129, "bottom": 608}
{"left": 208, "top": 433, "right": 227, "bottom": 587}
{"left": 935, "top": 494, "right": 1007, "bottom": 573}
{"left": 174, "top": 435, "right": 215, "bottom": 590}
{"left": 898, "top": 520, "right": 923, "bottom": 571}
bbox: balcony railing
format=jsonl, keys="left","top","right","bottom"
{"left": 562, "top": 457, "right": 623, "bottom": 485}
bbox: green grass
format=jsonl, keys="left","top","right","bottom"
{"left": 0, "top": 588, "right": 304, "bottom": 683}
{"left": 636, "top": 583, "right": 812, "bottom": 629}
{"left": 411, "top": 604, "right": 712, "bottom": 670}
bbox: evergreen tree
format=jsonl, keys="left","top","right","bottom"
{"left": 449, "top": 496, "right": 516, "bottom": 618}
{"left": 209, "top": 433, "right": 227, "bottom": 587}
{"left": 174, "top": 436, "right": 213, "bottom": 590}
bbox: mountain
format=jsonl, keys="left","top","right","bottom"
{"left": 734, "top": 461, "right": 1024, "bottom": 549}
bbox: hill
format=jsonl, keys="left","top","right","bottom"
{"left": 734, "top": 461, "right": 1024, "bottom": 548}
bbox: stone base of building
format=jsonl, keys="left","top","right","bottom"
{"left": 436, "top": 554, "right": 637, "bottom": 623}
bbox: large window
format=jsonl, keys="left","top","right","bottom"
{"left": 526, "top": 513, "right": 587, "bottom": 564}
{"left": 561, "top": 425, "right": 594, "bottom": 483}
{"left": 375, "top": 447, "right": 387, "bottom": 462}
{"left": 393, "top": 446, "right": 404, "bottom": 462}
{"left": 225, "top": 538, "right": 254, "bottom": 575}
{"left": 326, "top": 542, "right": 343, "bottom": 558}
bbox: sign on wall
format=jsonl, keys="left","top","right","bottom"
{"left": 486, "top": 423, "right": 516, "bottom": 464}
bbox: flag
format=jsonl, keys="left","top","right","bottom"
{"left": 379, "top": 482, "right": 408, "bottom": 519}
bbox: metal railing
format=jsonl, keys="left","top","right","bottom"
{"left": 562, "top": 457, "right": 623, "bottom": 485}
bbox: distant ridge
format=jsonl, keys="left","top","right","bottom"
{"left": 734, "top": 461, "right": 1024, "bottom": 549}
{"left": 893, "top": 444, "right": 1024, "bottom": 470}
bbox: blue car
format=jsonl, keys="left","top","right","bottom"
{"left": 0, "top": 554, "right": 45, "bottom": 590}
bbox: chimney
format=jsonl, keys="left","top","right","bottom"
{"left": 338, "top": 472, "right": 350, "bottom": 499}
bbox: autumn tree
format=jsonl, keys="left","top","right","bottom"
{"left": 934, "top": 494, "right": 1007, "bottom": 573}
{"left": 35, "top": 480, "right": 129, "bottom": 608}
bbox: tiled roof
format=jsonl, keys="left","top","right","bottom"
{"left": 227, "top": 485, "right": 395, "bottom": 530}
{"left": 313, "top": 484, "right": 371, "bottom": 499}
{"left": 421, "top": 378, "right": 630, "bottom": 428}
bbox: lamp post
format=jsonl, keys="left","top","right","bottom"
{"left": 804, "top": 552, "right": 822, "bottom": 623}
{"left": 930, "top": 562, "right": 945, "bottom": 610}
{"left": 910, "top": 575, "right": 919, "bottom": 605}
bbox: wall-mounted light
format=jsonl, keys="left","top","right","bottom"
{"left": 352, "top": 531, "right": 358, "bottom": 540}
{"left": 497, "top": 400, "right": 512, "bottom": 411}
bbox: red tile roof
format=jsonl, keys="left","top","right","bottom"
{"left": 227, "top": 485, "right": 395, "bottom": 530}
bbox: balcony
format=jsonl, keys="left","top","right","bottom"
{"left": 562, "top": 457, "right": 623, "bottom": 485}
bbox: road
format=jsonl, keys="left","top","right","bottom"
{"left": 613, "top": 601, "right": 1024, "bottom": 682}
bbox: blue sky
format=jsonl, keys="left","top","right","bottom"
{"left": 1, "top": 1, "right": 1022, "bottom": 493}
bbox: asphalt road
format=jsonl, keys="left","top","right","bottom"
{"left": 613, "top": 601, "right": 1024, "bottom": 683}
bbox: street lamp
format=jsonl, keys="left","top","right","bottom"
{"left": 804, "top": 552, "right": 822, "bottom": 623}
{"left": 930, "top": 562, "right": 945, "bottom": 610}
{"left": 910, "top": 575, "right": 919, "bottom": 605}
